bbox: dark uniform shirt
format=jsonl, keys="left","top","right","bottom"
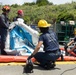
{"left": 13, "top": 16, "right": 19, "bottom": 22}
{"left": 74, "top": 37, "right": 76, "bottom": 42}
{"left": 39, "top": 31, "right": 59, "bottom": 52}
{"left": 0, "top": 13, "right": 9, "bottom": 29}
{"left": 0, "top": 13, "right": 10, "bottom": 55}
{"left": 13, "top": 16, "right": 23, "bottom": 22}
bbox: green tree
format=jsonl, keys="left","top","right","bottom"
{"left": 11, "top": 4, "right": 19, "bottom": 8}
{"left": 57, "top": 11, "right": 75, "bottom": 23}
{"left": 23, "top": 2, "right": 36, "bottom": 6}
{"left": 36, "top": 0, "right": 49, "bottom": 6}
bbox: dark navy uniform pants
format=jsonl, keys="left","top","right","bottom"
{"left": 34, "top": 50, "right": 61, "bottom": 65}
{"left": 0, "top": 28, "right": 8, "bottom": 55}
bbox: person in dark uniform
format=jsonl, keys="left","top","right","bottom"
{"left": 0, "top": 5, "right": 10, "bottom": 55}
{"left": 27, "top": 20, "right": 61, "bottom": 69}
{"left": 64, "top": 37, "right": 76, "bottom": 55}
{"left": 13, "top": 9, "right": 24, "bottom": 22}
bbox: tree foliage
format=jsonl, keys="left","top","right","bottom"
{"left": 11, "top": 4, "right": 19, "bottom": 8}
{"left": 57, "top": 11, "right": 75, "bottom": 23}
{"left": 8, "top": 2, "right": 76, "bottom": 25}
{"left": 36, "top": 0, "right": 49, "bottom": 6}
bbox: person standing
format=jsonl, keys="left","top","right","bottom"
{"left": 0, "top": 5, "right": 10, "bottom": 55}
{"left": 13, "top": 9, "right": 24, "bottom": 22}
{"left": 27, "top": 20, "right": 61, "bottom": 70}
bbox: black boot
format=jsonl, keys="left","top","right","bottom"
{"left": 43, "top": 61, "right": 56, "bottom": 70}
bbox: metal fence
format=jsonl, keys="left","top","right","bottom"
{"left": 55, "top": 23, "right": 76, "bottom": 44}
{"left": 30, "top": 23, "right": 76, "bottom": 44}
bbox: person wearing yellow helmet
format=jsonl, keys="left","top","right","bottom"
{"left": 27, "top": 20, "right": 61, "bottom": 70}
{"left": 0, "top": 5, "right": 10, "bottom": 55}
{"left": 38, "top": 19, "right": 51, "bottom": 28}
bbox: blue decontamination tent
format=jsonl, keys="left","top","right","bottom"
{"left": 10, "top": 25, "right": 35, "bottom": 53}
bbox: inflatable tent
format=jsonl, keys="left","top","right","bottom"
{"left": 4, "top": 18, "right": 43, "bottom": 55}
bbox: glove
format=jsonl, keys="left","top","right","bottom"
{"left": 64, "top": 45, "right": 68, "bottom": 50}
{"left": 24, "top": 59, "right": 33, "bottom": 73}
{"left": 64, "top": 43, "right": 68, "bottom": 50}
{"left": 27, "top": 54, "right": 34, "bottom": 60}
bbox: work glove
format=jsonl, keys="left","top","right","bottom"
{"left": 63, "top": 43, "right": 68, "bottom": 50}
{"left": 64, "top": 43, "right": 68, "bottom": 56}
{"left": 27, "top": 54, "right": 34, "bottom": 60}
{"left": 64, "top": 45, "right": 68, "bottom": 50}
{"left": 24, "top": 59, "right": 33, "bottom": 73}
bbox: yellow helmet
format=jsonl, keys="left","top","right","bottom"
{"left": 38, "top": 20, "right": 51, "bottom": 28}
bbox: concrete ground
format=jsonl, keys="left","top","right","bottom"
{"left": 0, "top": 45, "right": 76, "bottom": 75}
{"left": 0, "top": 61, "right": 76, "bottom": 75}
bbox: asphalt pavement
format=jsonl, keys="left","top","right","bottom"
{"left": 0, "top": 61, "right": 76, "bottom": 75}
{"left": 0, "top": 45, "right": 76, "bottom": 75}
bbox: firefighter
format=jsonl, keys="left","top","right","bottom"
{"left": 13, "top": 9, "right": 24, "bottom": 21}
{"left": 0, "top": 5, "right": 10, "bottom": 55}
{"left": 64, "top": 39, "right": 76, "bottom": 55}
{"left": 27, "top": 20, "right": 61, "bottom": 70}
{"left": 64, "top": 28, "right": 76, "bottom": 55}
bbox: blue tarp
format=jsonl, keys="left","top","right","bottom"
{"left": 10, "top": 25, "right": 35, "bottom": 53}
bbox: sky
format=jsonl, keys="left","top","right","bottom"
{"left": 0, "top": 0, "right": 76, "bottom": 5}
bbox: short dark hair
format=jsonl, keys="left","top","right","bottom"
{"left": 39, "top": 27, "right": 49, "bottom": 33}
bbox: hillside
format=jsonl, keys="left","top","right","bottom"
{"left": 7, "top": 2, "right": 76, "bottom": 25}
